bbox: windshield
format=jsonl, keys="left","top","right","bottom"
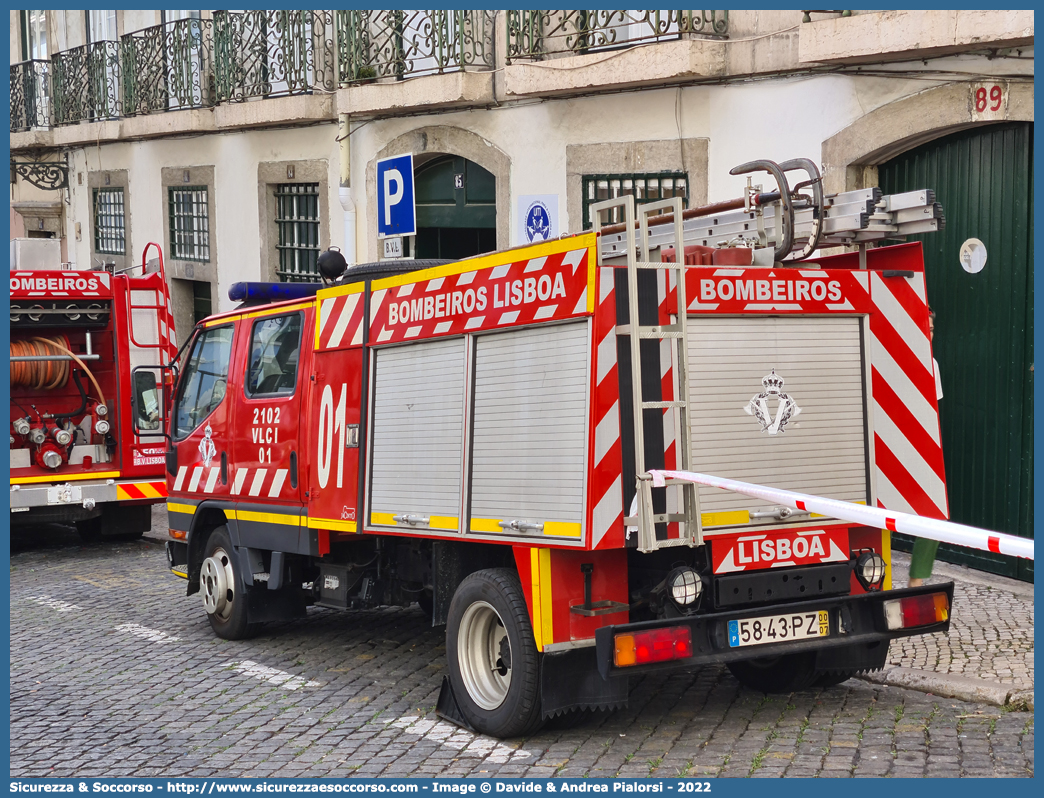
{"left": 173, "top": 325, "right": 234, "bottom": 439}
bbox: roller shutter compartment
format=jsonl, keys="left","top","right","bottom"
{"left": 369, "top": 337, "right": 465, "bottom": 531}
{"left": 686, "top": 316, "right": 869, "bottom": 524}
{"left": 469, "top": 322, "right": 590, "bottom": 540}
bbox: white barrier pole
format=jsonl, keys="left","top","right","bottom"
{"left": 649, "top": 469, "right": 1034, "bottom": 561}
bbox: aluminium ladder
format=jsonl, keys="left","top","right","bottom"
{"left": 592, "top": 194, "right": 701, "bottom": 554}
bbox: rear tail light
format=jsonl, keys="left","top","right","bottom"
{"left": 883, "top": 592, "right": 949, "bottom": 630}
{"left": 614, "top": 626, "right": 693, "bottom": 667}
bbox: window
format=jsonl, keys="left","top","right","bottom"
{"left": 173, "top": 325, "right": 234, "bottom": 439}
{"left": 21, "top": 10, "right": 48, "bottom": 60}
{"left": 246, "top": 314, "right": 303, "bottom": 396}
{"left": 86, "top": 9, "right": 117, "bottom": 42}
{"left": 275, "top": 183, "right": 320, "bottom": 282}
{"left": 168, "top": 186, "right": 210, "bottom": 261}
{"left": 582, "top": 172, "right": 688, "bottom": 229}
{"left": 93, "top": 187, "right": 125, "bottom": 255}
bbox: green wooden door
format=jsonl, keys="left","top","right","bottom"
{"left": 879, "top": 122, "right": 1033, "bottom": 581}
{"left": 413, "top": 155, "right": 496, "bottom": 260}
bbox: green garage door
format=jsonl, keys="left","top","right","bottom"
{"left": 879, "top": 122, "right": 1033, "bottom": 582}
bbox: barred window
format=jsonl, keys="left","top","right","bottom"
{"left": 93, "top": 187, "right": 125, "bottom": 255}
{"left": 582, "top": 172, "right": 688, "bottom": 229}
{"left": 275, "top": 183, "right": 320, "bottom": 282}
{"left": 168, "top": 186, "right": 210, "bottom": 262}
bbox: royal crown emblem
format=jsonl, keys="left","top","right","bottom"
{"left": 744, "top": 369, "right": 801, "bottom": 435}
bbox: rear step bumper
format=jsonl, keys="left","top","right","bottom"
{"left": 594, "top": 583, "right": 954, "bottom": 679}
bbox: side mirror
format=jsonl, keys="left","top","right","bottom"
{"left": 131, "top": 365, "right": 170, "bottom": 437}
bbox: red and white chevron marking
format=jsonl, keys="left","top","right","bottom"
{"left": 170, "top": 465, "right": 293, "bottom": 499}
{"left": 590, "top": 266, "right": 625, "bottom": 550}
{"left": 317, "top": 289, "right": 365, "bottom": 351}
{"left": 368, "top": 248, "right": 590, "bottom": 345}
{"left": 868, "top": 269, "right": 947, "bottom": 520}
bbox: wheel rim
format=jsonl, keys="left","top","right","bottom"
{"left": 200, "top": 547, "right": 234, "bottom": 621}
{"left": 457, "top": 600, "right": 512, "bottom": 711}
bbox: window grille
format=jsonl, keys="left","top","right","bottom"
{"left": 582, "top": 172, "right": 688, "bottom": 229}
{"left": 93, "top": 187, "right": 126, "bottom": 255}
{"left": 275, "top": 183, "right": 321, "bottom": 282}
{"left": 168, "top": 186, "right": 210, "bottom": 261}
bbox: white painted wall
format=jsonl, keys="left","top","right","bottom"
{"left": 65, "top": 125, "right": 341, "bottom": 313}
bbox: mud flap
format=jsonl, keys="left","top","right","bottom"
{"left": 435, "top": 676, "right": 478, "bottom": 732}
{"left": 540, "top": 647, "right": 629, "bottom": 719}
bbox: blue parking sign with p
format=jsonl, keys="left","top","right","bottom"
{"left": 376, "top": 154, "right": 416, "bottom": 239}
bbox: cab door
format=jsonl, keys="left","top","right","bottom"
{"left": 168, "top": 321, "right": 237, "bottom": 513}
{"left": 230, "top": 307, "right": 312, "bottom": 508}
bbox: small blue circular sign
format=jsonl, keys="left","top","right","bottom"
{"left": 525, "top": 201, "right": 552, "bottom": 243}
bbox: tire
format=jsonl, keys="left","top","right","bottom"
{"left": 199, "top": 526, "right": 259, "bottom": 640}
{"left": 727, "top": 650, "right": 818, "bottom": 693}
{"left": 446, "top": 568, "right": 543, "bottom": 738}
{"left": 75, "top": 516, "right": 102, "bottom": 543}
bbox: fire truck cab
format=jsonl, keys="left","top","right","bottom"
{"left": 162, "top": 165, "right": 955, "bottom": 739}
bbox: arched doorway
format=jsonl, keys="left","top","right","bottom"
{"left": 413, "top": 155, "right": 496, "bottom": 260}
{"left": 879, "top": 122, "right": 1033, "bottom": 581}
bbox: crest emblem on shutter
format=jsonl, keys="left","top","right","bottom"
{"left": 744, "top": 370, "right": 801, "bottom": 435}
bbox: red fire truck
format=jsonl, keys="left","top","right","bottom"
{"left": 160, "top": 159, "right": 954, "bottom": 738}
{"left": 10, "top": 243, "right": 177, "bottom": 540}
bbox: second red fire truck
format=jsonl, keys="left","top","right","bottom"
{"left": 158, "top": 159, "right": 954, "bottom": 738}
{"left": 11, "top": 243, "right": 177, "bottom": 540}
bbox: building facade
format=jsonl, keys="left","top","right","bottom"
{"left": 9, "top": 9, "right": 1034, "bottom": 574}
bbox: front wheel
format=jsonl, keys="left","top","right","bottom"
{"left": 446, "top": 569, "right": 543, "bottom": 738}
{"left": 200, "top": 526, "right": 259, "bottom": 640}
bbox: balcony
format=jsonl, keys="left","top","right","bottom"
{"left": 122, "top": 17, "right": 214, "bottom": 116}
{"left": 336, "top": 10, "right": 495, "bottom": 82}
{"left": 506, "top": 10, "right": 729, "bottom": 61}
{"left": 51, "top": 41, "right": 122, "bottom": 126}
{"left": 10, "top": 9, "right": 732, "bottom": 136}
{"left": 213, "top": 10, "right": 336, "bottom": 103}
{"left": 10, "top": 60, "right": 50, "bottom": 132}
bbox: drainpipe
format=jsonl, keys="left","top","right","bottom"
{"left": 337, "top": 112, "right": 357, "bottom": 267}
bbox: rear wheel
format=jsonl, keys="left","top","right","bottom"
{"left": 727, "top": 651, "right": 818, "bottom": 693}
{"left": 200, "top": 526, "right": 259, "bottom": 640}
{"left": 446, "top": 569, "right": 543, "bottom": 738}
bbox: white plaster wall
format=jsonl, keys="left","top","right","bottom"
{"left": 65, "top": 125, "right": 341, "bottom": 313}
{"left": 349, "top": 54, "right": 1017, "bottom": 241}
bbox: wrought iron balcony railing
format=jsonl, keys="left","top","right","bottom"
{"left": 123, "top": 17, "right": 214, "bottom": 116}
{"left": 10, "top": 60, "right": 51, "bottom": 131}
{"left": 51, "top": 40, "right": 122, "bottom": 125}
{"left": 506, "top": 9, "right": 729, "bottom": 61}
{"left": 213, "top": 9, "right": 336, "bottom": 102}
{"left": 336, "top": 10, "right": 495, "bottom": 83}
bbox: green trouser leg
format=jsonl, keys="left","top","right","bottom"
{"left": 908, "top": 537, "right": 940, "bottom": 580}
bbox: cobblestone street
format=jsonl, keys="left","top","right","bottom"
{"left": 9, "top": 523, "right": 1033, "bottom": 779}
{"left": 887, "top": 552, "right": 1034, "bottom": 690}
